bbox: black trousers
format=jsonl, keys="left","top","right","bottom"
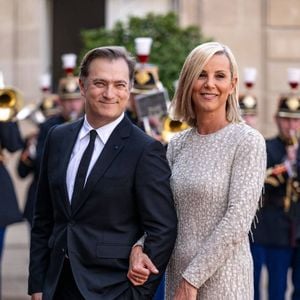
{"left": 53, "top": 259, "right": 149, "bottom": 300}
{"left": 53, "top": 258, "right": 85, "bottom": 300}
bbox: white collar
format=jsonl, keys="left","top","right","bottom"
{"left": 79, "top": 113, "right": 124, "bottom": 144}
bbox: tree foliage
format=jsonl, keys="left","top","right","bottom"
{"left": 80, "top": 12, "right": 211, "bottom": 96}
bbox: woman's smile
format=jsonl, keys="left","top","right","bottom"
{"left": 200, "top": 92, "right": 219, "bottom": 100}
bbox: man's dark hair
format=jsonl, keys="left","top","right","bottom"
{"left": 79, "top": 46, "right": 136, "bottom": 83}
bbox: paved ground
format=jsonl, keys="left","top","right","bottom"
{"left": 2, "top": 222, "right": 30, "bottom": 300}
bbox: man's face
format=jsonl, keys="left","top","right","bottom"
{"left": 276, "top": 116, "right": 300, "bottom": 139}
{"left": 60, "top": 97, "right": 84, "bottom": 121}
{"left": 79, "top": 58, "right": 131, "bottom": 128}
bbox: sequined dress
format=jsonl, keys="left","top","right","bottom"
{"left": 166, "top": 123, "right": 266, "bottom": 300}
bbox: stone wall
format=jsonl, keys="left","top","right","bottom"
{"left": 177, "top": 0, "right": 300, "bottom": 137}
{"left": 106, "top": 0, "right": 174, "bottom": 29}
{"left": 265, "top": 0, "right": 300, "bottom": 136}
{"left": 0, "top": 0, "right": 51, "bottom": 103}
{"left": 1, "top": 0, "right": 300, "bottom": 137}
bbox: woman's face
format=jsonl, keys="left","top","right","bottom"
{"left": 191, "top": 54, "right": 236, "bottom": 117}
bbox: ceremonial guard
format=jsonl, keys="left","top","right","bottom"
{"left": 0, "top": 71, "right": 23, "bottom": 297}
{"left": 126, "top": 38, "right": 164, "bottom": 137}
{"left": 239, "top": 67, "right": 258, "bottom": 127}
{"left": 18, "top": 73, "right": 60, "bottom": 226}
{"left": 20, "top": 55, "right": 84, "bottom": 227}
{"left": 127, "top": 37, "right": 188, "bottom": 145}
{"left": 251, "top": 68, "right": 300, "bottom": 300}
{"left": 35, "top": 54, "right": 84, "bottom": 169}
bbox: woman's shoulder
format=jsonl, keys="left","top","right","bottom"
{"left": 231, "top": 123, "right": 265, "bottom": 144}
{"left": 168, "top": 127, "right": 194, "bottom": 147}
{"left": 228, "top": 124, "right": 266, "bottom": 161}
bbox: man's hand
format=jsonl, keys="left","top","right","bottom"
{"left": 127, "top": 245, "right": 159, "bottom": 286}
{"left": 174, "top": 279, "right": 197, "bottom": 300}
{"left": 31, "top": 292, "right": 43, "bottom": 300}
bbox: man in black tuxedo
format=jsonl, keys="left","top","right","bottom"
{"left": 28, "top": 46, "right": 177, "bottom": 300}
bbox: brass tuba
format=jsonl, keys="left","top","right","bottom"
{"left": 161, "top": 116, "right": 190, "bottom": 144}
{"left": 0, "top": 87, "right": 23, "bottom": 122}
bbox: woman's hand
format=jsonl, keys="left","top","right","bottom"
{"left": 174, "top": 279, "right": 197, "bottom": 300}
{"left": 127, "top": 245, "right": 159, "bottom": 286}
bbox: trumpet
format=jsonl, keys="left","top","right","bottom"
{"left": 0, "top": 87, "right": 23, "bottom": 122}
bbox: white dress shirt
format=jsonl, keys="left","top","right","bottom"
{"left": 66, "top": 113, "right": 124, "bottom": 202}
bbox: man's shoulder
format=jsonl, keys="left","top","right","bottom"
{"left": 129, "top": 123, "right": 158, "bottom": 145}
{"left": 52, "top": 117, "right": 82, "bottom": 132}
{"left": 45, "top": 118, "right": 82, "bottom": 143}
{"left": 40, "top": 115, "right": 65, "bottom": 129}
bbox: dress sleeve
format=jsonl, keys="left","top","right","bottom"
{"left": 132, "top": 233, "right": 147, "bottom": 249}
{"left": 182, "top": 130, "right": 267, "bottom": 288}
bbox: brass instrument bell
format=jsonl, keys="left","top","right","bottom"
{"left": 0, "top": 88, "right": 23, "bottom": 122}
{"left": 161, "top": 117, "right": 189, "bottom": 143}
{"left": 0, "top": 71, "right": 23, "bottom": 121}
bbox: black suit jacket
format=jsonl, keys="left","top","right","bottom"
{"left": 28, "top": 116, "right": 177, "bottom": 300}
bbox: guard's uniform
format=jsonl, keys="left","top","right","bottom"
{"left": 0, "top": 121, "right": 23, "bottom": 256}
{"left": 251, "top": 94, "right": 300, "bottom": 300}
{"left": 18, "top": 92, "right": 60, "bottom": 225}
{"left": 18, "top": 133, "right": 39, "bottom": 225}
{"left": 21, "top": 53, "right": 83, "bottom": 226}
{"left": 19, "top": 115, "right": 66, "bottom": 225}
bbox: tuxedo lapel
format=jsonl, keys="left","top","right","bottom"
{"left": 57, "top": 119, "right": 83, "bottom": 216}
{"left": 71, "top": 117, "right": 132, "bottom": 216}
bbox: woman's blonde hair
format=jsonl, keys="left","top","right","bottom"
{"left": 171, "top": 42, "right": 242, "bottom": 127}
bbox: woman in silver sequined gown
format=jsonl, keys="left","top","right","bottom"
{"left": 128, "top": 42, "right": 266, "bottom": 300}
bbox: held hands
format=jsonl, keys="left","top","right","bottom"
{"left": 127, "top": 245, "right": 159, "bottom": 286}
{"left": 174, "top": 279, "right": 198, "bottom": 300}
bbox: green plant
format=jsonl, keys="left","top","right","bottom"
{"left": 80, "top": 12, "right": 211, "bottom": 97}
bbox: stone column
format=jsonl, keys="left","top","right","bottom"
{"left": 0, "top": 0, "right": 51, "bottom": 103}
